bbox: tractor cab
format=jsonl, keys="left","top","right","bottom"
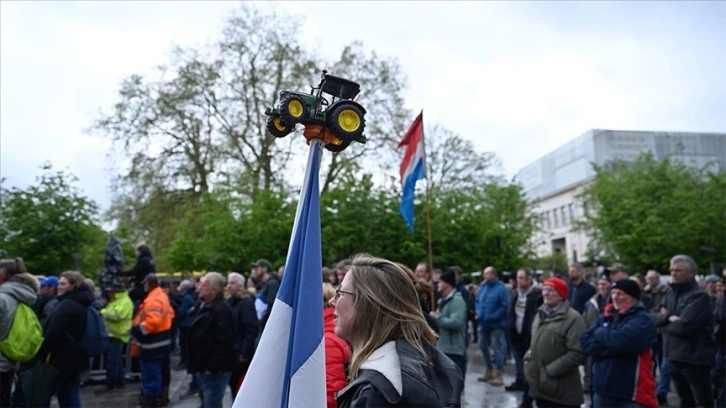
{"left": 310, "top": 71, "right": 361, "bottom": 115}
{"left": 316, "top": 71, "right": 361, "bottom": 101}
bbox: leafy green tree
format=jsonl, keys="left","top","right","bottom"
{"left": 0, "top": 164, "right": 101, "bottom": 276}
{"left": 577, "top": 153, "right": 726, "bottom": 273}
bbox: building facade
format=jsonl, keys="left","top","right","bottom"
{"left": 516, "top": 129, "right": 726, "bottom": 264}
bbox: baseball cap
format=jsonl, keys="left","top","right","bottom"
{"left": 251, "top": 259, "right": 273, "bottom": 270}
{"left": 41, "top": 276, "right": 59, "bottom": 288}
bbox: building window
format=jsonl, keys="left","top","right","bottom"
{"left": 568, "top": 203, "right": 575, "bottom": 222}
{"left": 561, "top": 206, "right": 567, "bottom": 225}
{"left": 553, "top": 209, "right": 559, "bottom": 227}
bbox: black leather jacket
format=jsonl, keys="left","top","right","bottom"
{"left": 336, "top": 339, "right": 463, "bottom": 407}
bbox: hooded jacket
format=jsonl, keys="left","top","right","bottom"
{"left": 336, "top": 339, "right": 463, "bottom": 408}
{"left": 100, "top": 290, "right": 133, "bottom": 343}
{"left": 37, "top": 284, "right": 95, "bottom": 375}
{"left": 0, "top": 273, "right": 39, "bottom": 371}
{"left": 434, "top": 290, "right": 468, "bottom": 356}
{"left": 526, "top": 300, "right": 586, "bottom": 407}
{"left": 580, "top": 302, "right": 657, "bottom": 408}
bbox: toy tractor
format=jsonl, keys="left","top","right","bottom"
{"left": 265, "top": 70, "right": 367, "bottom": 152}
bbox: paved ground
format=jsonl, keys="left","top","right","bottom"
{"left": 72, "top": 343, "right": 679, "bottom": 407}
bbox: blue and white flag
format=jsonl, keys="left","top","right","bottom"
{"left": 398, "top": 111, "right": 426, "bottom": 232}
{"left": 233, "top": 141, "right": 326, "bottom": 408}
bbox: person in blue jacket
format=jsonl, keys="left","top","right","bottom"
{"left": 580, "top": 279, "right": 657, "bottom": 408}
{"left": 475, "top": 266, "right": 510, "bottom": 386}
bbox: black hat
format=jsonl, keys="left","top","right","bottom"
{"left": 611, "top": 279, "right": 640, "bottom": 300}
{"left": 440, "top": 270, "right": 457, "bottom": 287}
{"left": 141, "top": 273, "right": 159, "bottom": 286}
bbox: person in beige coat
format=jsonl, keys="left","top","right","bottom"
{"left": 525, "top": 277, "right": 586, "bottom": 408}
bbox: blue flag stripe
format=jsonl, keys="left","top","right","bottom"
{"left": 399, "top": 157, "right": 426, "bottom": 231}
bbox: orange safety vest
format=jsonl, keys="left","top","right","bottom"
{"left": 130, "top": 287, "right": 174, "bottom": 357}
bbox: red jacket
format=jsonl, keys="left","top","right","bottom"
{"left": 324, "top": 306, "right": 350, "bottom": 408}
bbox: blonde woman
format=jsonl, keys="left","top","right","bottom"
{"left": 332, "top": 254, "right": 463, "bottom": 407}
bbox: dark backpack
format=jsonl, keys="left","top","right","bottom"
{"left": 71, "top": 307, "right": 110, "bottom": 357}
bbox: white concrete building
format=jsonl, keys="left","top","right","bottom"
{"left": 516, "top": 129, "right": 726, "bottom": 264}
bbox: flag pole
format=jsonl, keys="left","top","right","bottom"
{"left": 420, "top": 110, "right": 434, "bottom": 272}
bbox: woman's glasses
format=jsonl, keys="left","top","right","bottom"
{"left": 334, "top": 289, "right": 355, "bottom": 301}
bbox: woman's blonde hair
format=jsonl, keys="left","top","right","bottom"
{"left": 322, "top": 282, "right": 336, "bottom": 306}
{"left": 60, "top": 271, "right": 85, "bottom": 291}
{"left": 345, "top": 254, "right": 436, "bottom": 379}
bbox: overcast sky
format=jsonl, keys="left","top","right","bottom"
{"left": 2, "top": 1, "right": 725, "bottom": 213}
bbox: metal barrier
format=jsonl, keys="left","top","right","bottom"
{"left": 84, "top": 342, "right": 141, "bottom": 383}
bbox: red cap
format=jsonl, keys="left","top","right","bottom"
{"left": 543, "top": 277, "right": 568, "bottom": 301}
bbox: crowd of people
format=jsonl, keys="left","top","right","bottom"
{"left": 1, "top": 248, "right": 724, "bottom": 408}
{"left": 403, "top": 256, "right": 725, "bottom": 408}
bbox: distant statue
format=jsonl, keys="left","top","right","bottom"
{"left": 100, "top": 236, "right": 125, "bottom": 291}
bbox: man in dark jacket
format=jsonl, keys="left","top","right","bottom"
{"left": 567, "top": 263, "right": 596, "bottom": 314}
{"left": 251, "top": 258, "right": 279, "bottom": 335}
{"left": 32, "top": 276, "right": 59, "bottom": 326}
{"left": 505, "top": 269, "right": 542, "bottom": 408}
{"left": 188, "top": 272, "right": 235, "bottom": 408}
{"left": 174, "top": 280, "right": 196, "bottom": 371}
{"left": 119, "top": 244, "right": 156, "bottom": 306}
{"left": 580, "top": 279, "right": 657, "bottom": 408}
{"left": 226, "top": 272, "right": 258, "bottom": 398}
{"left": 653, "top": 254, "right": 716, "bottom": 408}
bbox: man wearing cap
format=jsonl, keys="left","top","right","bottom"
{"left": 251, "top": 259, "right": 279, "bottom": 334}
{"left": 430, "top": 269, "right": 468, "bottom": 383}
{"left": 96, "top": 280, "right": 134, "bottom": 394}
{"left": 130, "top": 273, "right": 175, "bottom": 407}
{"left": 32, "top": 276, "right": 59, "bottom": 326}
{"left": 580, "top": 279, "right": 657, "bottom": 408}
{"left": 654, "top": 255, "right": 716, "bottom": 408}
{"left": 526, "top": 277, "right": 586, "bottom": 408}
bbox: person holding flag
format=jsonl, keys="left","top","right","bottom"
{"left": 333, "top": 254, "right": 463, "bottom": 407}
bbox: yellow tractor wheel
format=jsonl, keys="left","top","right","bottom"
{"left": 280, "top": 95, "right": 309, "bottom": 125}
{"left": 266, "top": 115, "right": 292, "bottom": 138}
{"left": 326, "top": 103, "right": 365, "bottom": 141}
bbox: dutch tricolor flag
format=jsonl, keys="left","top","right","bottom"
{"left": 233, "top": 141, "right": 326, "bottom": 408}
{"left": 398, "top": 111, "right": 427, "bottom": 232}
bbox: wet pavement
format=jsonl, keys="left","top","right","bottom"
{"left": 72, "top": 343, "right": 678, "bottom": 407}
